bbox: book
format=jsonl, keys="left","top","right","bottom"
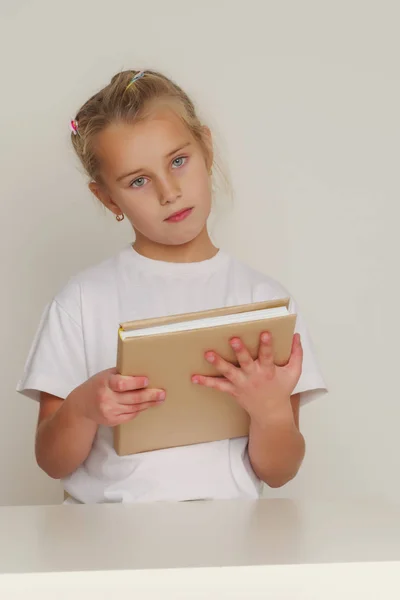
{"left": 114, "top": 298, "right": 297, "bottom": 455}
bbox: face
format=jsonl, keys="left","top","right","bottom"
{"left": 90, "top": 108, "right": 213, "bottom": 251}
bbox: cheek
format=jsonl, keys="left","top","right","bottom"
{"left": 182, "top": 161, "right": 211, "bottom": 198}
{"left": 117, "top": 189, "right": 153, "bottom": 215}
{"left": 126, "top": 204, "right": 156, "bottom": 228}
{"left": 109, "top": 193, "right": 148, "bottom": 230}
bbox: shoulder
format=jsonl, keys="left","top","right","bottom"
{"left": 53, "top": 246, "right": 131, "bottom": 317}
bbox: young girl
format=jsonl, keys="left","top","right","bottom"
{"left": 17, "top": 70, "right": 326, "bottom": 504}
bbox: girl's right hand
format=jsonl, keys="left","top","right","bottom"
{"left": 71, "top": 368, "right": 166, "bottom": 426}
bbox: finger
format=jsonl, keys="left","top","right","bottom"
{"left": 117, "top": 388, "right": 166, "bottom": 406}
{"left": 204, "top": 352, "right": 242, "bottom": 384}
{"left": 115, "top": 402, "right": 162, "bottom": 424}
{"left": 258, "top": 332, "right": 275, "bottom": 373}
{"left": 109, "top": 374, "right": 149, "bottom": 393}
{"left": 229, "top": 338, "right": 254, "bottom": 374}
{"left": 191, "top": 375, "right": 235, "bottom": 396}
{"left": 285, "top": 334, "right": 303, "bottom": 376}
{"left": 118, "top": 399, "right": 165, "bottom": 416}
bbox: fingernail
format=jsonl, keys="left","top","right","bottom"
{"left": 143, "top": 378, "right": 149, "bottom": 386}
{"left": 158, "top": 391, "right": 166, "bottom": 401}
{"left": 192, "top": 377, "right": 199, "bottom": 384}
{"left": 230, "top": 338, "right": 240, "bottom": 349}
{"left": 261, "top": 333, "right": 270, "bottom": 343}
{"left": 205, "top": 353, "right": 215, "bottom": 363}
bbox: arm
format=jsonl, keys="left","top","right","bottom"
{"left": 36, "top": 391, "right": 98, "bottom": 480}
{"left": 248, "top": 393, "right": 305, "bottom": 488}
{"left": 35, "top": 369, "right": 166, "bottom": 479}
{"left": 192, "top": 332, "right": 305, "bottom": 489}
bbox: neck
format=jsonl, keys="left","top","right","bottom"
{"left": 133, "top": 227, "right": 218, "bottom": 263}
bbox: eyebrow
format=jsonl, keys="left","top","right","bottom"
{"left": 116, "top": 142, "right": 192, "bottom": 182}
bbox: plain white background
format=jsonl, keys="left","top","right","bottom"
{"left": 1, "top": 0, "right": 399, "bottom": 506}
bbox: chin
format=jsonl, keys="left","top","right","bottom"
{"left": 164, "top": 233, "right": 201, "bottom": 246}
{"left": 161, "top": 222, "right": 209, "bottom": 247}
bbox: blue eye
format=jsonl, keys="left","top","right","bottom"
{"left": 172, "top": 156, "right": 187, "bottom": 168}
{"left": 131, "top": 177, "right": 147, "bottom": 188}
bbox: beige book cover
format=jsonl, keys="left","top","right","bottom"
{"left": 114, "top": 298, "right": 296, "bottom": 456}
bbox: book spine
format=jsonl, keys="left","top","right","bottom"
{"left": 116, "top": 328, "right": 125, "bottom": 375}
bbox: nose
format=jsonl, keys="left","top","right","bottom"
{"left": 158, "top": 174, "right": 182, "bottom": 206}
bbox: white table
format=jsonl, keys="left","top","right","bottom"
{"left": 0, "top": 498, "right": 399, "bottom": 599}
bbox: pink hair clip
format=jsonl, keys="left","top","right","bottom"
{"left": 69, "top": 119, "right": 79, "bottom": 136}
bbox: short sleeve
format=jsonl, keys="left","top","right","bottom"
{"left": 253, "top": 279, "right": 327, "bottom": 406}
{"left": 288, "top": 296, "right": 327, "bottom": 405}
{"left": 16, "top": 293, "right": 88, "bottom": 402}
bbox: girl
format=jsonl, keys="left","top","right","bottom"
{"left": 17, "top": 70, "right": 326, "bottom": 504}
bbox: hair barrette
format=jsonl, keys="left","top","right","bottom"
{"left": 126, "top": 70, "right": 145, "bottom": 91}
{"left": 69, "top": 119, "right": 79, "bottom": 136}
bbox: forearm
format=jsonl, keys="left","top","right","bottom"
{"left": 248, "top": 404, "right": 305, "bottom": 488}
{"left": 35, "top": 391, "right": 98, "bottom": 479}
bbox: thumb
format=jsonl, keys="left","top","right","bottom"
{"left": 286, "top": 333, "right": 303, "bottom": 376}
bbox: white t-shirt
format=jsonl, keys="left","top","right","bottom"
{"left": 17, "top": 246, "right": 327, "bottom": 504}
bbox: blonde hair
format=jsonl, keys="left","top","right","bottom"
{"left": 71, "top": 69, "right": 213, "bottom": 183}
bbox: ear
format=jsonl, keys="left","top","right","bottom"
{"left": 201, "top": 126, "right": 214, "bottom": 173}
{"left": 89, "top": 181, "right": 122, "bottom": 217}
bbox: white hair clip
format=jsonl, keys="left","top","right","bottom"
{"left": 126, "top": 70, "right": 146, "bottom": 90}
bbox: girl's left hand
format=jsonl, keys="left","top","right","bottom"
{"left": 191, "top": 332, "right": 303, "bottom": 425}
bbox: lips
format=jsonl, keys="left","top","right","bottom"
{"left": 165, "top": 207, "right": 193, "bottom": 223}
